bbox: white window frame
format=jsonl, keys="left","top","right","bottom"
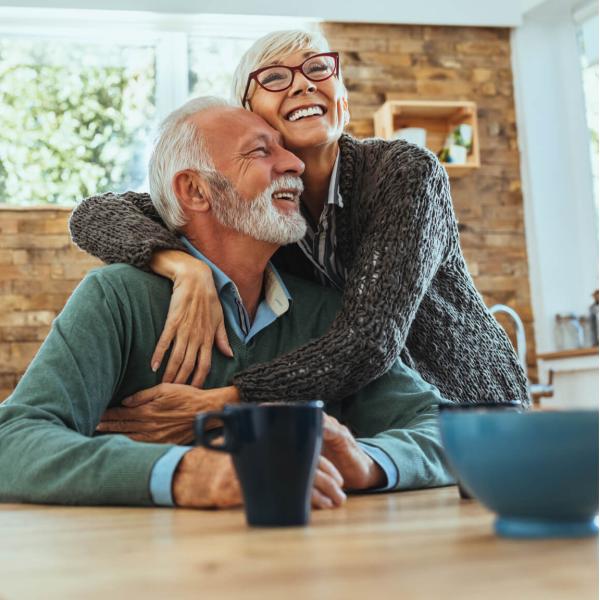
{"left": 512, "top": 0, "right": 599, "bottom": 355}
{"left": 0, "top": 7, "right": 316, "bottom": 122}
{"left": 0, "top": 7, "right": 316, "bottom": 205}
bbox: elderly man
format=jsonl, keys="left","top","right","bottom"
{"left": 0, "top": 97, "right": 453, "bottom": 509}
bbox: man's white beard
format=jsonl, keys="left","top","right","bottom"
{"left": 209, "top": 174, "right": 307, "bottom": 245}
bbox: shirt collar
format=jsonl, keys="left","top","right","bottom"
{"left": 179, "top": 236, "right": 292, "bottom": 317}
{"left": 327, "top": 150, "right": 344, "bottom": 208}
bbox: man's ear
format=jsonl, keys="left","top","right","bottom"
{"left": 172, "top": 170, "right": 211, "bottom": 213}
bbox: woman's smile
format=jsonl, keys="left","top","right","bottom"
{"left": 285, "top": 104, "right": 328, "bottom": 122}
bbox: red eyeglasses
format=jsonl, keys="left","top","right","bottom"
{"left": 242, "top": 52, "right": 340, "bottom": 108}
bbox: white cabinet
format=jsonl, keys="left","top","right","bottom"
{"left": 537, "top": 348, "right": 599, "bottom": 409}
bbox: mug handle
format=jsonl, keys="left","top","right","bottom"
{"left": 195, "top": 411, "right": 238, "bottom": 453}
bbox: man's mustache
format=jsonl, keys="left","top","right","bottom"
{"left": 265, "top": 176, "right": 304, "bottom": 202}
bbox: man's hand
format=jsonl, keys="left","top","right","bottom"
{"left": 322, "top": 414, "right": 386, "bottom": 491}
{"left": 172, "top": 450, "right": 346, "bottom": 510}
{"left": 312, "top": 455, "right": 347, "bottom": 509}
{"left": 173, "top": 447, "right": 242, "bottom": 508}
{"left": 96, "top": 384, "right": 239, "bottom": 444}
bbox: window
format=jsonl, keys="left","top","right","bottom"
{"left": 576, "top": 7, "right": 599, "bottom": 218}
{"left": 0, "top": 9, "right": 313, "bottom": 206}
{"left": 0, "top": 35, "right": 157, "bottom": 205}
{"left": 188, "top": 36, "right": 255, "bottom": 100}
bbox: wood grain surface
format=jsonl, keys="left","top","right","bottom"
{"left": 0, "top": 487, "right": 596, "bottom": 600}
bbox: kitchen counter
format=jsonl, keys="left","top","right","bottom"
{"left": 537, "top": 346, "right": 599, "bottom": 360}
{"left": 537, "top": 346, "right": 599, "bottom": 408}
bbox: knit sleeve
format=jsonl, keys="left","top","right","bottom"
{"left": 69, "top": 191, "right": 187, "bottom": 270}
{"left": 233, "top": 150, "right": 453, "bottom": 403}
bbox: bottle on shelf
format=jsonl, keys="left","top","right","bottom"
{"left": 590, "top": 289, "right": 599, "bottom": 347}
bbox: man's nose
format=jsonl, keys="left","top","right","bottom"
{"left": 275, "top": 146, "right": 305, "bottom": 177}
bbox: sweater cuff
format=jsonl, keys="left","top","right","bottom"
{"left": 356, "top": 441, "right": 399, "bottom": 491}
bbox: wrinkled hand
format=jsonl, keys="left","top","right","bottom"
{"left": 312, "top": 455, "right": 346, "bottom": 509}
{"left": 173, "top": 447, "right": 242, "bottom": 508}
{"left": 173, "top": 449, "right": 346, "bottom": 511}
{"left": 150, "top": 252, "right": 233, "bottom": 388}
{"left": 322, "top": 414, "right": 385, "bottom": 491}
{"left": 96, "top": 384, "right": 240, "bottom": 444}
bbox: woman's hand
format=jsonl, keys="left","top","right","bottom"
{"left": 149, "top": 250, "right": 233, "bottom": 387}
{"left": 96, "top": 383, "right": 240, "bottom": 444}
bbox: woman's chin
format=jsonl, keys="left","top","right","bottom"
{"left": 281, "top": 127, "right": 342, "bottom": 153}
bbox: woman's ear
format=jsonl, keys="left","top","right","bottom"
{"left": 341, "top": 95, "right": 350, "bottom": 126}
{"left": 172, "top": 170, "right": 211, "bottom": 213}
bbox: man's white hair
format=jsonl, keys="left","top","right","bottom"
{"left": 231, "top": 29, "right": 337, "bottom": 107}
{"left": 148, "top": 96, "right": 231, "bottom": 231}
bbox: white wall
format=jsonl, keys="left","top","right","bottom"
{"left": 0, "top": 0, "right": 525, "bottom": 26}
{"left": 512, "top": 0, "right": 598, "bottom": 353}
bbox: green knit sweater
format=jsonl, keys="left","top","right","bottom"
{"left": 0, "top": 265, "right": 453, "bottom": 506}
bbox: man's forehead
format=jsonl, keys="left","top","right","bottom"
{"left": 193, "top": 107, "right": 282, "bottom": 149}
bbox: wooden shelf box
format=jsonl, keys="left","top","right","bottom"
{"left": 373, "top": 100, "right": 480, "bottom": 178}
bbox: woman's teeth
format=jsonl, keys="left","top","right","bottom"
{"left": 287, "top": 106, "right": 324, "bottom": 122}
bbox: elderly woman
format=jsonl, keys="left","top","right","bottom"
{"left": 69, "top": 29, "right": 528, "bottom": 406}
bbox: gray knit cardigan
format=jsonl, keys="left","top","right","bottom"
{"left": 69, "top": 134, "right": 529, "bottom": 405}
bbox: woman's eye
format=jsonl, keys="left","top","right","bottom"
{"left": 252, "top": 147, "right": 268, "bottom": 155}
{"left": 260, "top": 72, "right": 285, "bottom": 85}
{"left": 306, "top": 62, "right": 329, "bottom": 74}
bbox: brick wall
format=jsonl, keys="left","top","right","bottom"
{"left": 0, "top": 207, "right": 100, "bottom": 399}
{"left": 322, "top": 22, "right": 536, "bottom": 373}
{"left": 0, "top": 22, "right": 535, "bottom": 400}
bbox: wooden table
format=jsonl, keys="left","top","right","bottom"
{"left": 0, "top": 487, "right": 596, "bottom": 600}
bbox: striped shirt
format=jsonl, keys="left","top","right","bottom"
{"left": 297, "top": 152, "right": 348, "bottom": 291}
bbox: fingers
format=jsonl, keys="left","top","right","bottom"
{"left": 190, "top": 338, "right": 213, "bottom": 388}
{"left": 312, "top": 487, "right": 334, "bottom": 509}
{"left": 162, "top": 334, "right": 188, "bottom": 384}
{"left": 105, "top": 423, "right": 192, "bottom": 444}
{"left": 173, "top": 338, "right": 201, "bottom": 385}
{"left": 312, "top": 458, "right": 344, "bottom": 509}
{"left": 151, "top": 321, "right": 177, "bottom": 373}
{"left": 97, "top": 420, "right": 154, "bottom": 433}
{"left": 322, "top": 414, "right": 343, "bottom": 438}
{"left": 122, "top": 385, "right": 162, "bottom": 407}
{"left": 313, "top": 466, "right": 346, "bottom": 509}
{"left": 214, "top": 321, "right": 234, "bottom": 358}
{"left": 97, "top": 420, "right": 191, "bottom": 434}
{"left": 318, "top": 455, "right": 343, "bottom": 487}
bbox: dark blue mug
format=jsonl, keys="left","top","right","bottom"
{"left": 195, "top": 401, "right": 324, "bottom": 527}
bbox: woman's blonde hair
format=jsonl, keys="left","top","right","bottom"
{"left": 231, "top": 29, "right": 341, "bottom": 108}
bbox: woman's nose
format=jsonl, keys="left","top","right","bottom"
{"left": 289, "top": 71, "right": 317, "bottom": 96}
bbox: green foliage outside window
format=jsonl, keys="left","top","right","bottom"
{"left": 188, "top": 36, "right": 254, "bottom": 101}
{"left": 0, "top": 38, "right": 156, "bottom": 205}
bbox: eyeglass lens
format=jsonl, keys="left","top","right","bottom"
{"left": 257, "top": 55, "right": 336, "bottom": 91}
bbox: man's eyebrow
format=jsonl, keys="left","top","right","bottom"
{"left": 239, "top": 132, "right": 283, "bottom": 150}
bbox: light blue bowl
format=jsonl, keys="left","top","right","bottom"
{"left": 439, "top": 409, "right": 599, "bottom": 538}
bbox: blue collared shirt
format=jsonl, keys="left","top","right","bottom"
{"left": 149, "top": 237, "right": 397, "bottom": 506}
